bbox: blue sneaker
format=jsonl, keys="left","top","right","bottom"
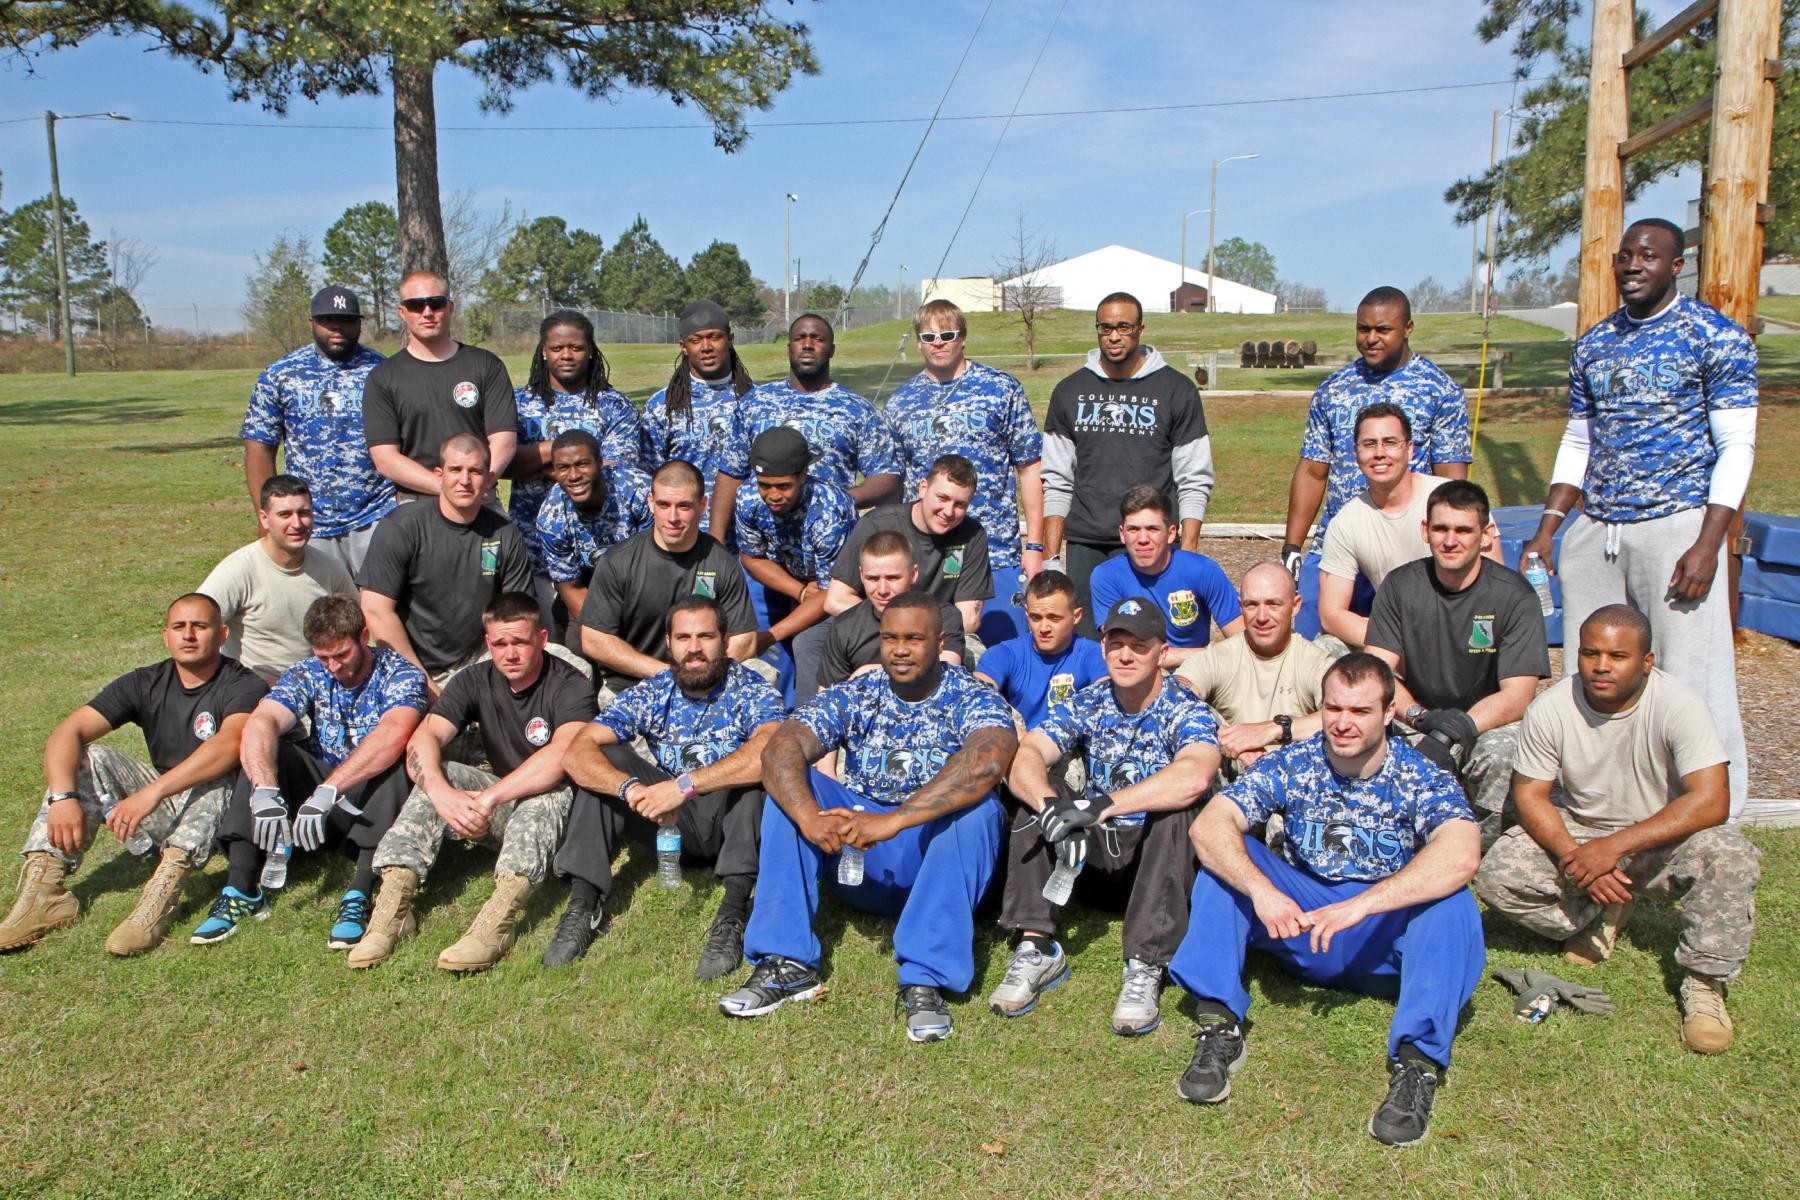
{"left": 328, "top": 890, "right": 372, "bottom": 950}
{"left": 190, "top": 886, "right": 269, "bottom": 945}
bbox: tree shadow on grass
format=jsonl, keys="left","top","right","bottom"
{"left": 1476, "top": 432, "right": 1548, "bottom": 508}
{"left": 0, "top": 397, "right": 180, "bottom": 426}
{"left": 129, "top": 435, "right": 243, "bottom": 456}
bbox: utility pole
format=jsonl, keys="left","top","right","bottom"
{"left": 897, "top": 264, "right": 907, "bottom": 320}
{"left": 783, "top": 192, "right": 798, "bottom": 327}
{"left": 1577, "top": 0, "right": 1633, "bottom": 334}
{"left": 1179, "top": 208, "right": 1210, "bottom": 307}
{"left": 45, "top": 113, "right": 74, "bottom": 376}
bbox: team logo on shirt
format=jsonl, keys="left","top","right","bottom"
{"left": 860, "top": 745, "right": 950, "bottom": 782}
{"left": 1073, "top": 395, "right": 1159, "bottom": 434}
{"left": 1098, "top": 759, "right": 1147, "bottom": 792}
{"left": 193, "top": 711, "right": 217, "bottom": 741}
{"left": 1167, "top": 589, "right": 1199, "bottom": 627}
{"left": 480, "top": 540, "right": 500, "bottom": 576}
{"left": 453, "top": 381, "right": 479, "bottom": 409}
{"left": 1049, "top": 673, "right": 1076, "bottom": 705}
{"left": 692, "top": 572, "right": 717, "bottom": 599}
{"left": 943, "top": 546, "right": 966, "bottom": 579}
{"left": 524, "top": 717, "right": 551, "bottom": 747}
{"left": 1468, "top": 616, "right": 1495, "bottom": 651}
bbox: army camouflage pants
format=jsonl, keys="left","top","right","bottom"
{"left": 1475, "top": 813, "right": 1760, "bottom": 981}
{"left": 1406, "top": 723, "right": 1517, "bottom": 851}
{"left": 373, "top": 761, "right": 571, "bottom": 887}
{"left": 21, "top": 745, "right": 230, "bottom": 872}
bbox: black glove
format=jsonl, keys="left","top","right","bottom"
{"left": 1039, "top": 793, "right": 1103, "bottom": 844}
{"left": 1493, "top": 968, "right": 1615, "bottom": 1017}
{"left": 1413, "top": 708, "right": 1478, "bottom": 762}
{"left": 1412, "top": 729, "right": 1460, "bottom": 775}
{"left": 1056, "top": 832, "right": 1089, "bottom": 872}
{"left": 1280, "top": 543, "right": 1304, "bottom": 582}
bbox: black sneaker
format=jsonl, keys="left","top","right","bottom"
{"left": 898, "top": 984, "right": 953, "bottom": 1042}
{"left": 541, "top": 898, "right": 607, "bottom": 968}
{"left": 718, "top": 955, "right": 821, "bottom": 1018}
{"left": 1177, "top": 1021, "right": 1246, "bottom": 1104}
{"left": 1369, "top": 1055, "right": 1442, "bottom": 1146}
{"left": 695, "top": 910, "right": 747, "bottom": 980}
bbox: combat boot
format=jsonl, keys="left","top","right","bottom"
{"left": 346, "top": 866, "right": 419, "bottom": 969}
{"left": 105, "top": 847, "right": 190, "bottom": 956}
{"left": 0, "top": 852, "right": 79, "bottom": 951}
{"left": 437, "top": 871, "right": 532, "bottom": 973}
{"left": 1564, "top": 901, "right": 1633, "bottom": 967}
{"left": 1680, "top": 972, "right": 1734, "bottom": 1054}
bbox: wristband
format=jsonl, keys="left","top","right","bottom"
{"left": 1273, "top": 714, "right": 1293, "bottom": 745}
{"left": 676, "top": 772, "right": 699, "bottom": 801}
{"left": 617, "top": 776, "right": 640, "bottom": 804}
{"left": 46, "top": 790, "right": 77, "bottom": 803}
{"left": 1024, "top": 542, "right": 1045, "bottom": 553}
{"left": 1542, "top": 508, "right": 1567, "bottom": 521}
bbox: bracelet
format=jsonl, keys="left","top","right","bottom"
{"left": 1542, "top": 508, "right": 1568, "bottom": 521}
{"left": 46, "top": 790, "right": 76, "bottom": 803}
{"left": 1024, "top": 542, "right": 1045, "bottom": 553}
{"left": 617, "top": 776, "right": 640, "bottom": 804}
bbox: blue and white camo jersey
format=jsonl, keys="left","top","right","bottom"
{"left": 1301, "top": 355, "right": 1471, "bottom": 532}
{"left": 533, "top": 468, "right": 653, "bottom": 583}
{"left": 1035, "top": 678, "right": 1219, "bottom": 828}
{"left": 599, "top": 660, "right": 785, "bottom": 776}
{"left": 797, "top": 665, "right": 1012, "bottom": 809}
{"left": 718, "top": 380, "right": 904, "bottom": 491}
{"left": 1569, "top": 294, "right": 1759, "bottom": 524}
{"left": 269, "top": 646, "right": 428, "bottom": 768}
{"left": 643, "top": 375, "right": 746, "bottom": 501}
{"left": 734, "top": 474, "right": 858, "bottom": 587}
{"left": 884, "top": 360, "right": 1042, "bottom": 575}
{"left": 1226, "top": 734, "right": 1472, "bottom": 883}
{"left": 240, "top": 344, "right": 394, "bottom": 539}
{"left": 509, "top": 383, "right": 647, "bottom": 558}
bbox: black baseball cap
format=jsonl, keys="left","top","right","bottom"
{"left": 749, "top": 426, "right": 816, "bottom": 477}
{"left": 311, "top": 286, "right": 362, "bottom": 318}
{"left": 679, "top": 299, "right": 731, "bottom": 338}
{"left": 1100, "top": 596, "right": 1165, "bottom": 642}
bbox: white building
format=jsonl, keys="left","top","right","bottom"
{"left": 918, "top": 277, "right": 1002, "bottom": 313}
{"left": 1000, "top": 244, "right": 1279, "bottom": 315}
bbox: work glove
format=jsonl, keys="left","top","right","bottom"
{"left": 248, "top": 787, "right": 289, "bottom": 854}
{"left": 1413, "top": 708, "right": 1479, "bottom": 763}
{"left": 1056, "top": 831, "right": 1089, "bottom": 872}
{"left": 1280, "top": 543, "right": 1304, "bottom": 582}
{"left": 1493, "top": 968, "right": 1616, "bottom": 1019}
{"left": 292, "top": 784, "right": 341, "bottom": 852}
{"left": 1039, "top": 793, "right": 1103, "bottom": 844}
{"left": 1412, "top": 729, "right": 1461, "bottom": 776}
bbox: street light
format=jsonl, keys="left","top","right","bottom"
{"left": 783, "top": 192, "right": 799, "bottom": 327}
{"left": 1205, "top": 153, "right": 1260, "bottom": 313}
{"left": 45, "top": 110, "right": 130, "bottom": 376}
{"left": 897, "top": 264, "right": 908, "bottom": 320}
{"left": 1178, "top": 207, "right": 1212, "bottom": 307}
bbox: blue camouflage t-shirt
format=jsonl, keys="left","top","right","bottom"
{"left": 269, "top": 646, "right": 428, "bottom": 768}
{"left": 734, "top": 475, "right": 858, "bottom": 587}
{"left": 797, "top": 665, "right": 1012, "bottom": 809}
{"left": 884, "top": 360, "right": 1042, "bottom": 575}
{"left": 976, "top": 635, "right": 1106, "bottom": 728}
{"left": 1226, "top": 734, "right": 1472, "bottom": 882}
{"left": 1301, "top": 355, "right": 1471, "bottom": 531}
{"left": 533, "top": 468, "right": 653, "bottom": 583}
{"left": 1569, "top": 295, "right": 1759, "bottom": 524}
{"left": 718, "top": 380, "right": 903, "bottom": 491}
{"left": 509, "top": 383, "right": 646, "bottom": 560}
{"left": 240, "top": 344, "right": 394, "bottom": 539}
{"left": 599, "top": 660, "right": 785, "bottom": 776}
{"left": 1089, "top": 550, "right": 1242, "bottom": 649}
{"left": 1036, "top": 678, "right": 1219, "bottom": 827}
{"left": 644, "top": 376, "right": 746, "bottom": 515}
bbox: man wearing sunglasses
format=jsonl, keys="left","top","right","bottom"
{"left": 1043, "top": 293, "right": 1214, "bottom": 638}
{"left": 363, "top": 271, "right": 518, "bottom": 500}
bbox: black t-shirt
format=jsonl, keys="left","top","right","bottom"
{"left": 579, "top": 530, "right": 757, "bottom": 680}
{"left": 829, "top": 503, "right": 993, "bottom": 605}
{"left": 362, "top": 345, "right": 517, "bottom": 474}
{"left": 818, "top": 601, "right": 968, "bottom": 689}
{"left": 433, "top": 655, "right": 597, "bottom": 776}
{"left": 88, "top": 657, "right": 269, "bottom": 774}
{"left": 358, "top": 501, "right": 535, "bottom": 673}
{"left": 1364, "top": 558, "right": 1550, "bottom": 711}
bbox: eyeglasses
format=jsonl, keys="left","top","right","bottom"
{"left": 1096, "top": 321, "right": 1140, "bottom": 334}
{"left": 1356, "top": 437, "right": 1408, "bottom": 451}
{"left": 399, "top": 295, "right": 450, "bottom": 313}
{"left": 917, "top": 330, "right": 962, "bottom": 345}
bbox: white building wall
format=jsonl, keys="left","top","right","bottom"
{"left": 919, "top": 277, "right": 1001, "bottom": 313}
{"left": 1002, "top": 244, "right": 1278, "bottom": 314}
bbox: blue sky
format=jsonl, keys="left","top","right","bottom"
{"left": 0, "top": 0, "right": 1700, "bottom": 331}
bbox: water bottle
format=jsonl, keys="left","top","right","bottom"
{"left": 98, "top": 792, "right": 154, "bottom": 856}
{"left": 261, "top": 841, "right": 291, "bottom": 891}
{"left": 656, "top": 823, "right": 682, "bottom": 889}
{"left": 1524, "top": 552, "right": 1555, "bottom": 617}
{"left": 836, "top": 806, "right": 866, "bottom": 886}
{"left": 1042, "top": 839, "right": 1085, "bottom": 906}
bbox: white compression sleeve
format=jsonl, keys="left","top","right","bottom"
{"left": 1707, "top": 407, "right": 1758, "bottom": 509}
{"left": 1549, "top": 416, "right": 1591, "bottom": 489}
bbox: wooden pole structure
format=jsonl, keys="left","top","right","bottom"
{"left": 1698, "top": 0, "right": 1781, "bottom": 329}
{"left": 1577, "top": 0, "right": 1636, "bottom": 336}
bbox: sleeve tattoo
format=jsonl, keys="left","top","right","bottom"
{"left": 762, "top": 720, "right": 828, "bottom": 821}
{"left": 897, "top": 726, "right": 1017, "bottom": 821}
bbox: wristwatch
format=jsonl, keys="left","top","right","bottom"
{"left": 1273, "top": 714, "right": 1293, "bottom": 745}
{"left": 676, "top": 772, "right": 699, "bottom": 801}
{"left": 1404, "top": 704, "right": 1429, "bottom": 727}
{"left": 46, "top": 790, "right": 77, "bottom": 803}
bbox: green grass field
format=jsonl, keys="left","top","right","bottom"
{"left": 1, "top": 324, "right": 1797, "bottom": 1197}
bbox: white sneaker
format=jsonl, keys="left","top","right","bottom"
{"left": 1111, "top": 958, "right": 1164, "bottom": 1035}
{"left": 987, "top": 940, "right": 1070, "bottom": 1016}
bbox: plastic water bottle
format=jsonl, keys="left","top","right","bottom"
{"left": 1524, "top": 552, "right": 1555, "bottom": 617}
{"left": 837, "top": 806, "right": 866, "bottom": 886}
{"left": 261, "top": 841, "right": 291, "bottom": 891}
{"left": 1042, "top": 839, "right": 1085, "bottom": 906}
{"left": 98, "top": 792, "right": 154, "bottom": 856}
{"left": 656, "top": 823, "right": 682, "bottom": 889}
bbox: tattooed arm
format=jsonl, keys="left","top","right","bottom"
{"left": 762, "top": 718, "right": 851, "bottom": 853}
{"left": 847, "top": 725, "right": 1018, "bottom": 849}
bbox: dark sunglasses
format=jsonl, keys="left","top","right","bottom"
{"left": 917, "top": 330, "right": 962, "bottom": 344}
{"left": 399, "top": 295, "right": 450, "bottom": 313}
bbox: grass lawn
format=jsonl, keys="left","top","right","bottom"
{"left": 0, "top": 327, "right": 1796, "bottom": 1197}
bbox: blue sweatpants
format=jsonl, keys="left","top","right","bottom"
{"left": 742, "top": 770, "right": 1005, "bottom": 992}
{"left": 1295, "top": 550, "right": 1375, "bottom": 640}
{"left": 1169, "top": 838, "right": 1485, "bottom": 1068}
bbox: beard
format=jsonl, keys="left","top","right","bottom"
{"left": 672, "top": 650, "right": 729, "bottom": 693}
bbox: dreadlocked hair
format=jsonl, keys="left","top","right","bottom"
{"left": 662, "top": 346, "right": 754, "bottom": 421}
{"left": 527, "top": 310, "right": 613, "bottom": 404}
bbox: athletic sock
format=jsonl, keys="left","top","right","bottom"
{"left": 569, "top": 878, "right": 602, "bottom": 908}
{"left": 1395, "top": 1041, "right": 1439, "bottom": 1072}
{"left": 716, "top": 875, "right": 753, "bottom": 919}
{"left": 1019, "top": 934, "right": 1057, "bottom": 957}
{"left": 1193, "top": 998, "right": 1238, "bottom": 1026}
{"left": 348, "top": 847, "right": 377, "bottom": 896}
{"left": 226, "top": 840, "right": 262, "bottom": 895}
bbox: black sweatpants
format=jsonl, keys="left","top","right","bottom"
{"left": 217, "top": 742, "right": 412, "bottom": 868}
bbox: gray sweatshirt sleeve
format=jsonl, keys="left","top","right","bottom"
{"left": 1172, "top": 432, "right": 1215, "bottom": 524}
{"left": 1041, "top": 431, "right": 1076, "bottom": 519}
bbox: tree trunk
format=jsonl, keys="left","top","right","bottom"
{"left": 391, "top": 60, "right": 448, "bottom": 280}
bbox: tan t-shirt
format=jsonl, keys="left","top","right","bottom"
{"left": 200, "top": 541, "right": 356, "bottom": 680}
{"left": 1175, "top": 633, "right": 1330, "bottom": 728}
{"left": 1512, "top": 670, "right": 1727, "bottom": 829}
{"left": 1318, "top": 472, "right": 1446, "bottom": 586}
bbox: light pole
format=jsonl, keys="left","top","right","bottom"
{"left": 45, "top": 110, "right": 130, "bottom": 375}
{"left": 783, "top": 192, "right": 798, "bottom": 327}
{"left": 897, "top": 264, "right": 907, "bottom": 320}
{"left": 1205, "top": 153, "right": 1260, "bottom": 313}
{"left": 1178, "top": 207, "right": 1211, "bottom": 309}
{"left": 1479, "top": 107, "right": 1521, "bottom": 319}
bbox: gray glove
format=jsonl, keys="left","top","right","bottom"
{"left": 292, "top": 784, "right": 340, "bottom": 852}
{"left": 1493, "top": 968, "right": 1616, "bottom": 1018}
{"left": 248, "top": 786, "right": 289, "bottom": 854}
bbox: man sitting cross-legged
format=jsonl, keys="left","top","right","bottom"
{"left": 349, "top": 592, "right": 596, "bottom": 971}
{"left": 0, "top": 594, "right": 267, "bottom": 957}
{"left": 1170, "top": 653, "right": 1485, "bottom": 1148}
{"left": 990, "top": 597, "right": 1222, "bottom": 1033}
{"left": 1475, "top": 604, "right": 1760, "bottom": 1054}
{"left": 973, "top": 569, "right": 1106, "bottom": 730}
{"left": 718, "top": 593, "right": 1017, "bottom": 1043}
